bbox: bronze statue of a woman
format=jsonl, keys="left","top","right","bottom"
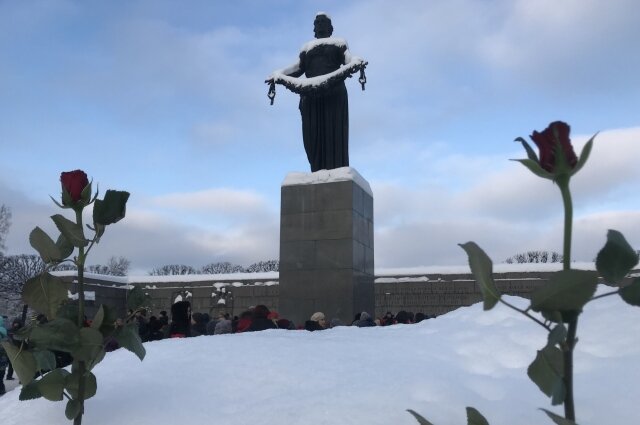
{"left": 267, "top": 13, "right": 367, "bottom": 172}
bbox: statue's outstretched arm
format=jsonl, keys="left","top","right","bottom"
{"left": 282, "top": 59, "right": 303, "bottom": 78}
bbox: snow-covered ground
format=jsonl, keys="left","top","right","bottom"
{"left": 1, "top": 288, "right": 638, "bottom": 425}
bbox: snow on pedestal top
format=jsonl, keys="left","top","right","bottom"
{"left": 282, "top": 166, "right": 373, "bottom": 196}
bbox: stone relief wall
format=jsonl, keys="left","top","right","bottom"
{"left": 17, "top": 269, "right": 631, "bottom": 323}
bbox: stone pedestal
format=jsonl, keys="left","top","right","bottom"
{"left": 279, "top": 168, "right": 374, "bottom": 326}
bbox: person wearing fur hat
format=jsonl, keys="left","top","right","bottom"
{"left": 214, "top": 317, "right": 232, "bottom": 335}
{"left": 304, "top": 312, "right": 327, "bottom": 331}
{"left": 355, "top": 311, "right": 376, "bottom": 327}
{"left": 170, "top": 301, "right": 191, "bottom": 338}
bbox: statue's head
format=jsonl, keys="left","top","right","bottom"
{"left": 314, "top": 13, "right": 333, "bottom": 39}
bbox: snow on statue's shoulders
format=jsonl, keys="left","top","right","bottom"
{"left": 282, "top": 166, "right": 372, "bottom": 196}
{"left": 301, "top": 37, "right": 347, "bottom": 53}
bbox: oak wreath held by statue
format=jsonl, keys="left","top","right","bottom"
{"left": 266, "top": 13, "right": 368, "bottom": 172}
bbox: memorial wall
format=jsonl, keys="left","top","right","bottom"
{"left": 50, "top": 268, "right": 636, "bottom": 321}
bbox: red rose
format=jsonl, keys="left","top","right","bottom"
{"left": 530, "top": 121, "right": 577, "bottom": 173}
{"left": 60, "top": 170, "right": 89, "bottom": 203}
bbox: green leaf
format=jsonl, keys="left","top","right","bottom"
{"left": 86, "top": 347, "right": 106, "bottom": 371}
{"left": 91, "top": 305, "right": 105, "bottom": 330}
{"left": 49, "top": 195, "right": 68, "bottom": 210}
{"left": 541, "top": 310, "right": 564, "bottom": 324}
{"left": 93, "top": 190, "right": 130, "bottom": 226}
{"left": 514, "top": 137, "right": 539, "bottom": 162}
{"left": 527, "top": 345, "right": 565, "bottom": 404}
{"left": 114, "top": 322, "right": 146, "bottom": 361}
{"left": 29, "top": 318, "right": 80, "bottom": 353}
{"left": 19, "top": 381, "right": 43, "bottom": 401}
{"left": 1, "top": 341, "right": 37, "bottom": 385}
{"left": 459, "top": 242, "right": 501, "bottom": 310}
{"left": 65, "top": 370, "right": 97, "bottom": 400}
{"left": 57, "top": 302, "right": 79, "bottom": 322}
{"left": 98, "top": 304, "right": 118, "bottom": 337}
{"left": 12, "top": 324, "right": 33, "bottom": 341}
{"left": 547, "top": 324, "right": 568, "bottom": 348}
{"left": 596, "top": 230, "right": 639, "bottom": 285}
{"left": 36, "top": 369, "right": 70, "bottom": 401}
{"left": 29, "top": 227, "right": 62, "bottom": 263}
{"left": 570, "top": 133, "right": 595, "bottom": 177}
{"left": 530, "top": 270, "right": 598, "bottom": 314}
{"left": 406, "top": 409, "right": 435, "bottom": 425}
{"left": 71, "top": 327, "right": 105, "bottom": 362}
{"left": 65, "top": 399, "right": 82, "bottom": 420}
{"left": 466, "top": 407, "right": 490, "bottom": 425}
{"left": 61, "top": 187, "right": 75, "bottom": 209}
{"left": 51, "top": 214, "right": 88, "bottom": 248}
{"left": 511, "top": 158, "right": 554, "bottom": 180}
{"left": 55, "top": 233, "right": 75, "bottom": 260}
{"left": 80, "top": 180, "right": 93, "bottom": 204}
{"left": 540, "top": 408, "right": 578, "bottom": 425}
{"left": 619, "top": 277, "right": 640, "bottom": 306}
{"left": 33, "top": 349, "right": 57, "bottom": 372}
{"left": 22, "top": 272, "right": 69, "bottom": 320}
{"left": 96, "top": 223, "right": 106, "bottom": 239}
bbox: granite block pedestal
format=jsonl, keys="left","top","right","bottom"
{"left": 279, "top": 168, "right": 374, "bottom": 326}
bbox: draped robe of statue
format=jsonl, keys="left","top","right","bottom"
{"left": 287, "top": 40, "right": 349, "bottom": 172}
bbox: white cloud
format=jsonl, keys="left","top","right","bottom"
{"left": 93, "top": 208, "right": 279, "bottom": 272}
{"left": 151, "top": 188, "right": 271, "bottom": 214}
{"left": 372, "top": 126, "right": 640, "bottom": 267}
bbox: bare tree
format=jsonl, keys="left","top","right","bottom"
{"left": 245, "top": 259, "right": 279, "bottom": 273}
{"left": 200, "top": 261, "right": 245, "bottom": 274}
{"left": 87, "top": 264, "right": 109, "bottom": 275}
{"left": 0, "top": 254, "right": 46, "bottom": 318}
{"left": 0, "top": 204, "right": 11, "bottom": 254}
{"left": 59, "top": 256, "right": 130, "bottom": 276}
{"left": 106, "top": 256, "right": 130, "bottom": 276}
{"left": 505, "top": 250, "right": 563, "bottom": 264}
{"left": 149, "top": 264, "right": 197, "bottom": 276}
{"left": 53, "top": 263, "right": 78, "bottom": 272}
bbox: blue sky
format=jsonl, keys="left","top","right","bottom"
{"left": 1, "top": 0, "right": 639, "bottom": 273}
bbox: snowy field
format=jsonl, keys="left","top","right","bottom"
{"left": 1, "top": 289, "right": 638, "bottom": 425}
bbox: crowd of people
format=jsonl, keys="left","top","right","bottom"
{"left": 127, "top": 301, "right": 436, "bottom": 343}
{"left": 0, "top": 304, "right": 435, "bottom": 395}
{"left": 0, "top": 315, "right": 22, "bottom": 395}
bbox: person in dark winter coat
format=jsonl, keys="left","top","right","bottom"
{"left": 394, "top": 310, "right": 412, "bottom": 325}
{"left": 304, "top": 312, "right": 327, "bottom": 331}
{"left": 246, "top": 305, "right": 277, "bottom": 332}
{"left": 170, "top": 301, "right": 191, "bottom": 338}
{"left": 158, "top": 310, "right": 169, "bottom": 326}
{"left": 190, "top": 312, "right": 209, "bottom": 337}
{"left": 354, "top": 311, "right": 376, "bottom": 327}
{"left": 147, "top": 316, "right": 165, "bottom": 341}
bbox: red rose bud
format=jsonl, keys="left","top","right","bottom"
{"left": 60, "top": 170, "right": 89, "bottom": 204}
{"left": 530, "top": 121, "right": 578, "bottom": 173}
